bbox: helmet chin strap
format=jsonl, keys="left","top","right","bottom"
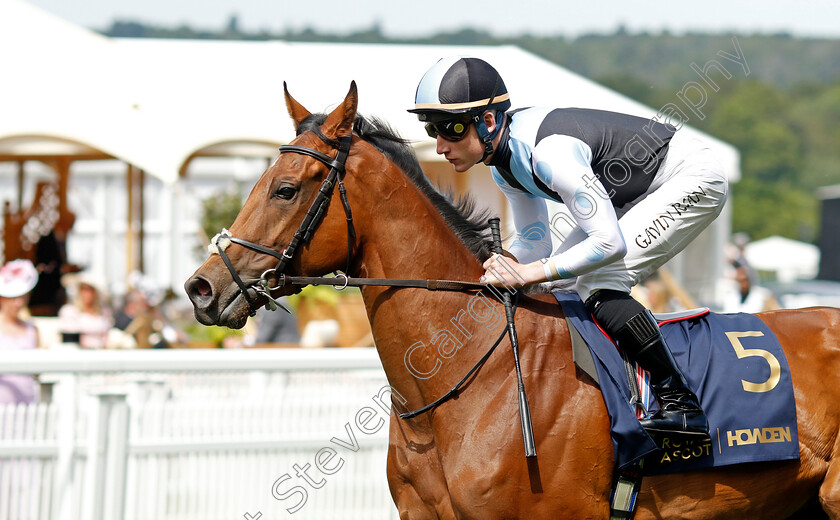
{"left": 473, "top": 74, "right": 505, "bottom": 164}
{"left": 474, "top": 110, "right": 505, "bottom": 164}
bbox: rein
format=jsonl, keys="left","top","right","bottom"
{"left": 271, "top": 273, "right": 486, "bottom": 292}
{"left": 396, "top": 294, "right": 517, "bottom": 419}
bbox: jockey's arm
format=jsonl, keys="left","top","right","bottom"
{"left": 531, "top": 136, "right": 627, "bottom": 281}
{"left": 492, "top": 173, "right": 553, "bottom": 265}
{"left": 483, "top": 136, "right": 627, "bottom": 287}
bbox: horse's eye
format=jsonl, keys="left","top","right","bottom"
{"left": 273, "top": 186, "right": 297, "bottom": 200}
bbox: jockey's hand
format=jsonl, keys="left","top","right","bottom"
{"left": 479, "top": 254, "right": 545, "bottom": 288}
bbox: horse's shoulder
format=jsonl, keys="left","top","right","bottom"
{"left": 516, "top": 293, "right": 570, "bottom": 345}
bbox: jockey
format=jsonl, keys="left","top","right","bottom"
{"left": 409, "top": 56, "right": 729, "bottom": 437}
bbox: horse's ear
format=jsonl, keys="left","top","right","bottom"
{"left": 321, "top": 81, "right": 358, "bottom": 139}
{"left": 284, "top": 81, "right": 311, "bottom": 130}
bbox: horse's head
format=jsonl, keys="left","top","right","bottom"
{"left": 185, "top": 82, "right": 360, "bottom": 328}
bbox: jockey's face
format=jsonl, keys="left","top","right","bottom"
{"left": 435, "top": 123, "right": 484, "bottom": 172}
{"left": 434, "top": 111, "right": 499, "bottom": 172}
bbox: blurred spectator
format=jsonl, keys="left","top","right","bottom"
{"left": 114, "top": 288, "right": 176, "bottom": 348}
{"left": 721, "top": 264, "right": 781, "bottom": 313}
{"left": 634, "top": 274, "right": 676, "bottom": 313}
{"left": 28, "top": 215, "right": 81, "bottom": 317}
{"left": 114, "top": 289, "right": 151, "bottom": 346}
{"left": 58, "top": 274, "right": 113, "bottom": 348}
{"left": 726, "top": 232, "right": 759, "bottom": 284}
{"left": 254, "top": 303, "right": 300, "bottom": 345}
{"left": 0, "top": 259, "right": 40, "bottom": 405}
{"left": 28, "top": 231, "right": 66, "bottom": 316}
{"left": 729, "top": 232, "right": 751, "bottom": 268}
{"left": 118, "top": 271, "right": 184, "bottom": 348}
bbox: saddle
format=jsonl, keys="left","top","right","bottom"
{"left": 568, "top": 306, "right": 710, "bottom": 394}
{"left": 555, "top": 290, "right": 799, "bottom": 474}
{"left": 555, "top": 291, "right": 799, "bottom": 519}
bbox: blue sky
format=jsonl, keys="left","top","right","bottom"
{"left": 25, "top": 0, "right": 840, "bottom": 39}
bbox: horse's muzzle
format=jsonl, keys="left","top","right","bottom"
{"left": 185, "top": 271, "right": 256, "bottom": 329}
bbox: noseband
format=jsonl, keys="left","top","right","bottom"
{"left": 210, "top": 134, "right": 355, "bottom": 316}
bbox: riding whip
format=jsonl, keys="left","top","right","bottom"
{"left": 489, "top": 218, "right": 537, "bottom": 458}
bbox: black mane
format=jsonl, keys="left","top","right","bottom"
{"left": 297, "top": 113, "right": 493, "bottom": 261}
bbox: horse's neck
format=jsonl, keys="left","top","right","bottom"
{"left": 353, "top": 163, "right": 484, "bottom": 284}
{"left": 354, "top": 172, "right": 491, "bottom": 409}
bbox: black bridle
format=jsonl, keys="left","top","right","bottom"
{"left": 209, "top": 132, "right": 485, "bottom": 316}
{"left": 211, "top": 134, "right": 355, "bottom": 315}
{"left": 208, "top": 129, "right": 535, "bottom": 457}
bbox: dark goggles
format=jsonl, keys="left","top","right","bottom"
{"left": 424, "top": 117, "right": 473, "bottom": 141}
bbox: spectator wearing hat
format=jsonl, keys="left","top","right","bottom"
{"left": 0, "top": 259, "right": 40, "bottom": 405}
{"left": 58, "top": 275, "right": 113, "bottom": 349}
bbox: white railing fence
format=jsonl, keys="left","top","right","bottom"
{"left": 0, "top": 348, "right": 400, "bottom": 520}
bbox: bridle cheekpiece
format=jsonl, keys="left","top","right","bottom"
{"left": 208, "top": 134, "right": 355, "bottom": 316}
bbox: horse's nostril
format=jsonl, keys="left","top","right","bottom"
{"left": 195, "top": 279, "right": 211, "bottom": 297}
{"left": 186, "top": 277, "right": 214, "bottom": 306}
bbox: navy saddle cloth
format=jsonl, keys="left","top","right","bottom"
{"left": 554, "top": 291, "right": 799, "bottom": 475}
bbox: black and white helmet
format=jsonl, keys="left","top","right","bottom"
{"left": 409, "top": 56, "right": 511, "bottom": 123}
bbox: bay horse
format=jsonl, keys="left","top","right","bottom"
{"left": 185, "top": 82, "right": 840, "bottom": 519}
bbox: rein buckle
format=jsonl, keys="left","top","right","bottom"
{"left": 257, "top": 271, "right": 292, "bottom": 314}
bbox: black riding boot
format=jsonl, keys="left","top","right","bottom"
{"left": 616, "top": 311, "right": 709, "bottom": 437}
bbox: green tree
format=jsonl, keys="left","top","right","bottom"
{"left": 707, "top": 82, "right": 803, "bottom": 183}
{"left": 730, "top": 177, "right": 817, "bottom": 241}
{"left": 789, "top": 82, "right": 840, "bottom": 190}
{"left": 196, "top": 185, "right": 243, "bottom": 258}
{"left": 705, "top": 82, "right": 814, "bottom": 241}
{"left": 595, "top": 73, "right": 669, "bottom": 109}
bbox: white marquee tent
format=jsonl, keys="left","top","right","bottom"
{"left": 0, "top": 0, "right": 740, "bottom": 304}
{"left": 0, "top": 0, "right": 162, "bottom": 175}
{"left": 745, "top": 235, "right": 820, "bottom": 282}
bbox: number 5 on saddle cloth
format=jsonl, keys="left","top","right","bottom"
{"left": 554, "top": 291, "right": 799, "bottom": 517}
